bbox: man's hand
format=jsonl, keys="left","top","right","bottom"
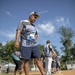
{"left": 35, "top": 34, "right": 38, "bottom": 41}
{"left": 14, "top": 41, "right": 20, "bottom": 49}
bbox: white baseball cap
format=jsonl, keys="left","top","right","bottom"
{"left": 30, "top": 12, "right": 40, "bottom": 17}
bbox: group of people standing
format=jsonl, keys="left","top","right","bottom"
{"left": 11, "top": 11, "right": 60, "bottom": 75}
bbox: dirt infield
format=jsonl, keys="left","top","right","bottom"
{"left": 9, "top": 70, "right": 75, "bottom": 75}
{"left": 53, "top": 70, "right": 75, "bottom": 75}
{"left": 28, "top": 70, "right": 75, "bottom": 75}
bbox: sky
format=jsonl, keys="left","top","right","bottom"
{"left": 0, "top": 0, "right": 75, "bottom": 56}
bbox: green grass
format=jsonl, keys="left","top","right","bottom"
{"left": 1, "top": 73, "right": 12, "bottom": 75}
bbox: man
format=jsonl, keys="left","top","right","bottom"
{"left": 14, "top": 12, "right": 45, "bottom": 75}
{"left": 11, "top": 51, "right": 24, "bottom": 75}
{"left": 44, "top": 40, "right": 57, "bottom": 75}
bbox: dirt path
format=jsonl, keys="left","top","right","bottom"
{"left": 12, "top": 70, "right": 75, "bottom": 75}
{"left": 28, "top": 70, "right": 75, "bottom": 75}
{"left": 53, "top": 70, "right": 75, "bottom": 75}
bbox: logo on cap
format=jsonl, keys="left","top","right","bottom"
{"left": 30, "top": 12, "right": 40, "bottom": 17}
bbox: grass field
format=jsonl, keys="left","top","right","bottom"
{"left": 1, "top": 70, "right": 75, "bottom": 75}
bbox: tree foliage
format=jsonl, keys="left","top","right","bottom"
{"left": 59, "top": 26, "right": 75, "bottom": 62}
{"left": 0, "top": 40, "right": 18, "bottom": 61}
{"left": 52, "top": 45, "right": 59, "bottom": 56}
{"left": 38, "top": 44, "right": 44, "bottom": 55}
{"left": 70, "top": 44, "right": 75, "bottom": 60}
{"left": 0, "top": 43, "right": 3, "bottom": 59}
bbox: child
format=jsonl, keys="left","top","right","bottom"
{"left": 11, "top": 51, "right": 24, "bottom": 75}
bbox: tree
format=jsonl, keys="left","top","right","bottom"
{"left": 1, "top": 40, "right": 18, "bottom": 61}
{"left": 70, "top": 44, "right": 75, "bottom": 60}
{"left": 59, "top": 26, "right": 75, "bottom": 62}
{"left": 0, "top": 43, "right": 2, "bottom": 47}
{"left": 38, "top": 44, "right": 44, "bottom": 55}
{"left": 52, "top": 45, "right": 59, "bottom": 56}
{"left": 0, "top": 43, "right": 3, "bottom": 59}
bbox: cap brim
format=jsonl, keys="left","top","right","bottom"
{"left": 34, "top": 14, "right": 40, "bottom": 18}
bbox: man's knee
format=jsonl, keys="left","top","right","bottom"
{"left": 35, "top": 58, "right": 41, "bottom": 62}
{"left": 35, "top": 58, "right": 42, "bottom": 66}
{"left": 24, "top": 59, "right": 29, "bottom": 63}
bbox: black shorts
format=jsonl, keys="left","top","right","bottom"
{"left": 12, "top": 58, "right": 22, "bottom": 70}
{"left": 56, "top": 62, "right": 59, "bottom": 68}
{"left": 51, "top": 61, "right": 56, "bottom": 68}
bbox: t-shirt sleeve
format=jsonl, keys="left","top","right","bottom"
{"left": 35, "top": 27, "right": 38, "bottom": 35}
{"left": 50, "top": 45, "right": 53, "bottom": 50}
{"left": 35, "top": 31, "right": 38, "bottom": 35}
{"left": 16, "top": 21, "right": 23, "bottom": 31}
{"left": 44, "top": 46, "right": 47, "bottom": 52}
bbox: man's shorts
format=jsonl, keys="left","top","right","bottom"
{"left": 51, "top": 61, "right": 56, "bottom": 68}
{"left": 20, "top": 45, "right": 41, "bottom": 59}
{"left": 56, "top": 62, "right": 59, "bottom": 68}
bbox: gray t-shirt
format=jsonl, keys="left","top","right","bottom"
{"left": 17, "top": 20, "right": 37, "bottom": 47}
